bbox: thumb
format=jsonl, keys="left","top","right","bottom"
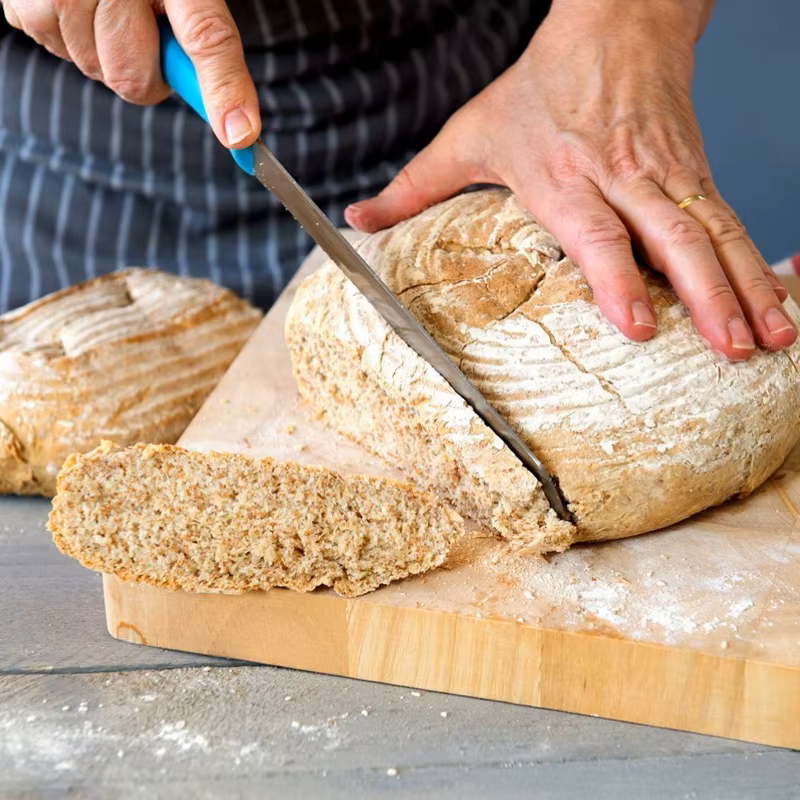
{"left": 345, "top": 127, "right": 479, "bottom": 233}
{"left": 164, "top": 0, "right": 260, "bottom": 149}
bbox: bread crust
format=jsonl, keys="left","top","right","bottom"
{"left": 285, "top": 189, "right": 800, "bottom": 551}
{"left": 0, "top": 269, "right": 262, "bottom": 496}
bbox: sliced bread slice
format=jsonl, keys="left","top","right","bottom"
{"left": 49, "top": 441, "right": 463, "bottom": 597}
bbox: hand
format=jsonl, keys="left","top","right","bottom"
{"left": 346, "top": 0, "right": 797, "bottom": 361}
{"left": 2, "top": 0, "right": 260, "bottom": 149}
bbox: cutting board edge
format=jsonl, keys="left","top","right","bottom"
{"left": 102, "top": 575, "right": 800, "bottom": 751}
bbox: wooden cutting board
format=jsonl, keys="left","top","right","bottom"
{"left": 104, "top": 240, "right": 800, "bottom": 749}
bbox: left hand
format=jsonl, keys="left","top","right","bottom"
{"left": 345, "top": 0, "right": 797, "bottom": 361}
{"left": 2, "top": 0, "right": 260, "bottom": 149}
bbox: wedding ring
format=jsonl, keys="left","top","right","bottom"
{"left": 677, "top": 194, "right": 708, "bottom": 210}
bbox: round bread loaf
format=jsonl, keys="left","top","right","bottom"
{"left": 286, "top": 189, "right": 800, "bottom": 552}
{"left": 0, "top": 269, "right": 262, "bottom": 496}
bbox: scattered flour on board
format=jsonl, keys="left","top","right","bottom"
{"left": 486, "top": 543, "right": 770, "bottom": 644}
{"left": 420, "top": 524, "right": 799, "bottom": 648}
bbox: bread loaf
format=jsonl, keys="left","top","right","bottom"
{"left": 285, "top": 189, "right": 800, "bottom": 553}
{"left": 48, "top": 441, "right": 463, "bottom": 597}
{"left": 0, "top": 269, "right": 262, "bottom": 496}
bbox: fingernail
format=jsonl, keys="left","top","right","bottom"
{"left": 764, "top": 306, "right": 796, "bottom": 336}
{"left": 631, "top": 301, "right": 657, "bottom": 329}
{"left": 224, "top": 109, "right": 254, "bottom": 147}
{"left": 728, "top": 316, "right": 755, "bottom": 350}
{"left": 345, "top": 202, "right": 376, "bottom": 232}
{"left": 345, "top": 203, "right": 366, "bottom": 220}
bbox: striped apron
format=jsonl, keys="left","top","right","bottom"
{"left": 0, "top": 0, "right": 548, "bottom": 312}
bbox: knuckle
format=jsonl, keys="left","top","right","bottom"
{"left": 82, "top": 59, "right": 102, "bottom": 79}
{"left": 105, "top": 73, "right": 156, "bottom": 103}
{"left": 660, "top": 216, "right": 708, "bottom": 249}
{"left": 573, "top": 215, "right": 630, "bottom": 254}
{"left": 702, "top": 209, "right": 747, "bottom": 245}
{"left": 180, "top": 12, "right": 238, "bottom": 58}
{"left": 390, "top": 166, "right": 424, "bottom": 202}
{"left": 19, "top": 13, "right": 53, "bottom": 43}
{"left": 607, "top": 139, "right": 645, "bottom": 182}
{"left": 70, "top": 47, "right": 102, "bottom": 79}
{"left": 547, "top": 135, "right": 598, "bottom": 187}
{"left": 701, "top": 282, "right": 738, "bottom": 306}
{"left": 766, "top": 272, "right": 788, "bottom": 295}
{"left": 43, "top": 43, "right": 65, "bottom": 59}
{"left": 737, "top": 273, "right": 774, "bottom": 298}
{"left": 668, "top": 166, "right": 710, "bottom": 190}
{"left": 608, "top": 153, "right": 642, "bottom": 183}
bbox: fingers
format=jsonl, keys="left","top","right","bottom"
{"left": 5, "top": 0, "right": 166, "bottom": 103}
{"left": 524, "top": 178, "right": 658, "bottom": 342}
{"left": 5, "top": 0, "right": 70, "bottom": 60}
{"left": 699, "top": 194, "right": 790, "bottom": 303}
{"left": 685, "top": 190, "right": 797, "bottom": 349}
{"left": 57, "top": 0, "right": 102, "bottom": 81}
{"left": 753, "top": 241, "right": 790, "bottom": 302}
{"left": 7, "top": 0, "right": 259, "bottom": 134}
{"left": 610, "top": 178, "right": 796, "bottom": 359}
{"left": 164, "top": 0, "right": 260, "bottom": 148}
{"left": 345, "top": 116, "right": 479, "bottom": 232}
{"left": 611, "top": 180, "right": 753, "bottom": 358}
{"left": 94, "top": 0, "right": 168, "bottom": 104}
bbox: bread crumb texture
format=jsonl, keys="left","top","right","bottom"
{"left": 285, "top": 189, "right": 800, "bottom": 552}
{"left": 0, "top": 269, "right": 262, "bottom": 496}
{"left": 48, "top": 441, "right": 463, "bottom": 597}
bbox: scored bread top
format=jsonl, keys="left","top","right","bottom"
{"left": 1, "top": 268, "right": 253, "bottom": 358}
{"left": 0, "top": 269, "right": 262, "bottom": 496}
{"left": 287, "top": 189, "right": 800, "bottom": 546}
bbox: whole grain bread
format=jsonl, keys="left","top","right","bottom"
{"left": 48, "top": 441, "right": 463, "bottom": 597}
{"left": 285, "top": 189, "right": 800, "bottom": 553}
{"left": 0, "top": 269, "right": 262, "bottom": 496}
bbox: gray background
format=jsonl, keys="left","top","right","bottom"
{"left": 694, "top": 0, "right": 799, "bottom": 263}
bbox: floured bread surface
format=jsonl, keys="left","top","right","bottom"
{"left": 49, "top": 441, "right": 463, "bottom": 597}
{"left": 285, "top": 189, "right": 800, "bottom": 552}
{"left": 0, "top": 269, "right": 262, "bottom": 496}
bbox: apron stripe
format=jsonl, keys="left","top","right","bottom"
{"left": 0, "top": 0, "right": 544, "bottom": 312}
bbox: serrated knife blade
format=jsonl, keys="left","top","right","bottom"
{"left": 252, "top": 142, "right": 571, "bottom": 522}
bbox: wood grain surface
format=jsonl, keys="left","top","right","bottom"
{"left": 103, "top": 239, "right": 800, "bottom": 749}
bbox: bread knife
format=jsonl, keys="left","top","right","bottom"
{"left": 158, "top": 24, "right": 572, "bottom": 522}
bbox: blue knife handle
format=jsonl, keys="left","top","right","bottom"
{"left": 158, "top": 21, "right": 255, "bottom": 175}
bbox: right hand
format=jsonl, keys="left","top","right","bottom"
{"left": 347, "top": 0, "right": 796, "bottom": 361}
{"left": 2, "top": 0, "right": 260, "bottom": 149}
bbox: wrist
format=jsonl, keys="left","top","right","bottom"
{"left": 546, "top": 0, "right": 713, "bottom": 46}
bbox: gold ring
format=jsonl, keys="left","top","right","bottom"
{"left": 677, "top": 194, "right": 708, "bottom": 210}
